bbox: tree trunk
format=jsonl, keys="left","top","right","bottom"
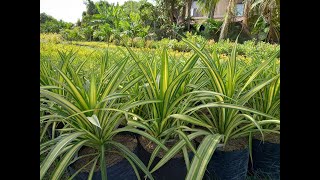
{"left": 170, "top": 0, "right": 175, "bottom": 24}
{"left": 186, "top": 0, "right": 192, "bottom": 31}
{"left": 219, "top": 0, "right": 236, "bottom": 41}
{"left": 242, "top": 0, "right": 251, "bottom": 37}
{"left": 176, "top": 5, "right": 183, "bottom": 24}
{"left": 267, "top": 8, "right": 278, "bottom": 43}
{"left": 181, "top": 4, "right": 186, "bottom": 25}
{"left": 208, "top": 5, "right": 216, "bottom": 19}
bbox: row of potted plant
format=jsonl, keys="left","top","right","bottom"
{"left": 40, "top": 39, "right": 280, "bottom": 180}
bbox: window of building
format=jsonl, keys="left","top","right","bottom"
{"left": 190, "top": 8, "right": 197, "bottom": 16}
{"left": 191, "top": 8, "right": 202, "bottom": 17}
{"left": 236, "top": 3, "right": 244, "bottom": 16}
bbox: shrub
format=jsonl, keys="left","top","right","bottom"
{"left": 145, "top": 40, "right": 157, "bottom": 49}
{"left": 60, "top": 27, "right": 84, "bottom": 41}
{"left": 198, "top": 18, "right": 222, "bottom": 40}
{"left": 172, "top": 41, "right": 191, "bottom": 52}
{"left": 40, "top": 33, "right": 64, "bottom": 44}
{"left": 132, "top": 37, "right": 145, "bottom": 48}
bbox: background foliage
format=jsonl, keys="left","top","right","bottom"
{"left": 40, "top": 0, "right": 280, "bottom": 44}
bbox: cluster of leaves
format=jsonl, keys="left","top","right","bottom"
{"left": 197, "top": 18, "right": 223, "bottom": 40}
{"left": 59, "top": 0, "right": 156, "bottom": 42}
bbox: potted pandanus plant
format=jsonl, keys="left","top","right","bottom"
{"left": 40, "top": 50, "right": 166, "bottom": 180}
{"left": 247, "top": 61, "right": 280, "bottom": 179}
{"left": 40, "top": 50, "right": 80, "bottom": 140}
{"left": 122, "top": 43, "right": 218, "bottom": 179}
{"left": 169, "top": 38, "right": 280, "bottom": 180}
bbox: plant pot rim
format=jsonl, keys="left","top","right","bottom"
{"left": 253, "top": 133, "right": 280, "bottom": 144}
{"left": 197, "top": 136, "right": 248, "bottom": 152}
{"left": 138, "top": 135, "right": 193, "bottom": 158}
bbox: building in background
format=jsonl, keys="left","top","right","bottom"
{"left": 190, "top": 0, "right": 244, "bottom": 21}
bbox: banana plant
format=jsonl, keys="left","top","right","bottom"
{"left": 40, "top": 50, "right": 167, "bottom": 180}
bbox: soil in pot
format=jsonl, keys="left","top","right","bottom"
{"left": 138, "top": 136, "right": 194, "bottom": 180}
{"left": 68, "top": 134, "right": 138, "bottom": 180}
{"left": 249, "top": 133, "right": 280, "bottom": 180}
{"left": 196, "top": 136, "right": 249, "bottom": 180}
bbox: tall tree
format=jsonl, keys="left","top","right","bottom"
{"left": 139, "top": 1, "right": 157, "bottom": 29}
{"left": 85, "top": 0, "right": 98, "bottom": 15}
{"left": 219, "top": 0, "right": 236, "bottom": 40}
{"left": 40, "top": 13, "right": 56, "bottom": 23}
{"left": 156, "top": 0, "right": 184, "bottom": 25}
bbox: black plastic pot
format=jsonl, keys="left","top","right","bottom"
{"left": 250, "top": 139, "right": 280, "bottom": 180}
{"left": 205, "top": 147, "right": 249, "bottom": 180}
{"left": 68, "top": 144, "right": 138, "bottom": 180}
{"left": 68, "top": 157, "right": 137, "bottom": 180}
{"left": 137, "top": 137, "right": 193, "bottom": 180}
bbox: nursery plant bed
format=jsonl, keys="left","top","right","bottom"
{"left": 138, "top": 136, "right": 193, "bottom": 180}
{"left": 197, "top": 137, "right": 249, "bottom": 180}
{"left": 68, "top": 134, "right": 138, "bottom": 180}
{"left": 249, "top": 133, "right": 280, "bottom": 180}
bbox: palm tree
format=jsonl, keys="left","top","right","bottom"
{"left": 197, "top": 0, "right": 221, "bottom": 19}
